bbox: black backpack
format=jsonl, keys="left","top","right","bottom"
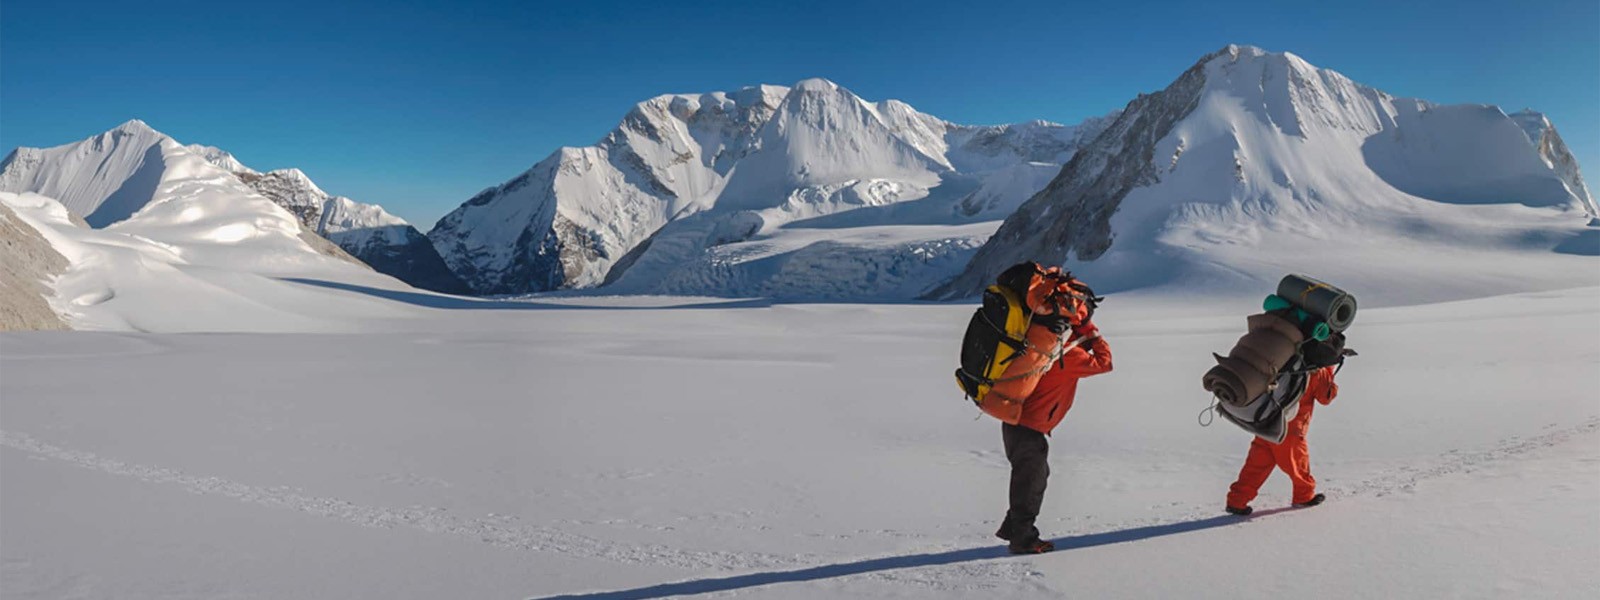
{"left": 1300, "top": 331, "right": 1354, "bottom": 370}
{"left": 954, "top": 277, "right": 1031, "bottom": 406}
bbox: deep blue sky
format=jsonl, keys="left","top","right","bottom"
{"left": 4, "top": 0, "right": 1596, "bottom": 229}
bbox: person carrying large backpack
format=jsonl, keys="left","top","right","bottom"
{"left": 955, "top": 262, "right": 1113, "bottom": 554}
{"left": 1204, "top": 275, "right": 1357, "bottom": 515}
{"left": 1224, "top": 333, "right": 1347, "bottom": 514}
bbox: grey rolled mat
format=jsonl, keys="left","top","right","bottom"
{"left": 1277, "top": 274, "right": 1357, "bottom": 332}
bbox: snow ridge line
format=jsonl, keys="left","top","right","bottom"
{"left": 0, "top": 430, "right": 807, "bottom": 572}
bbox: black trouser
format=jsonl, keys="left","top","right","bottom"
{"left": 997, "top": 422, "right": 1050, "bottom": 543}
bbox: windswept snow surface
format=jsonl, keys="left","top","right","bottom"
{"left": 0, "top": 192, "right": 415, "bottom": 332}
{"left": 3, "top": 286, "right": 1597, "bottom": 598}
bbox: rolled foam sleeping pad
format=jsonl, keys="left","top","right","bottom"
{"left": 1262, "top": 295, "right": 1331, "bottom": 341}
{"left": 1276, "top": 274, "right": 1357, "bottom": 332}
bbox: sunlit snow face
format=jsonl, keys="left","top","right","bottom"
{"left": 178, "top": 206, "right": 206, "bottom": 223}
{"left": 207, "top": 223, "right": 256, "bottom": 243}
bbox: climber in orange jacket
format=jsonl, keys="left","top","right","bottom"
{"left": 1225, "top": 365, "right": 1339, "bottom": 514}
{"left": 995, "top": 320, "right": 1113, "bottom": 554}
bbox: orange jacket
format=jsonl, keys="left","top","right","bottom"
{"left": 1285, "top": 366, "right": 1339, "bottom": 439}
{"left": 1018, "top": 325, "right": 1113, "bottom": 434}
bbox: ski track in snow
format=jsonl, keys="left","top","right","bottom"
{"left": 5, "top": 416, "right": 1596, "bottom": 596}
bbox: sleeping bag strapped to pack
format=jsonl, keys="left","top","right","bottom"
{"left": 956, "top": 262, "right": 1101, "bottom": 424}
{"left": 1215, "top": 355, "right": 1310, "bottom": 444}
{"left": 1203, "top": 312, "right": 1306, "bottom": 407}
{"left": 1203, "top": 274, "right": 1358, "bottom": 442}
{"left": 1203, "top": 275, "right": 1359, "bottom": 408}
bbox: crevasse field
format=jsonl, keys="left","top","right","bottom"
{"left": 3, "top": 284, "right": 1596, "bottom": 599}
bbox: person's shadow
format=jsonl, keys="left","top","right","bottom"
{"left": 531, "top": 509, "right": 1291, "bottom": 599}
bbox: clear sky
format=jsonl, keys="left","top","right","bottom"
{"left": 3, "top": 0, "right": 1596, "bottom": 229}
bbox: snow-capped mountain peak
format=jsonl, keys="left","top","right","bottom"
{"left": 185, "top": 144, "right": 259, "bottom": 175}
{"left": 1, "top": 121, "right": 470, "bottom": 294}
{"left": 429, "top": 78, "right": 1112, "bottom": 297}
{"left": 112, "top": 118, "right": 156, "bottom": 134}
{"left": 711, "top": 79, "right": 953, "bottom": 213}
{"left": 934, "top": 44, "right": 1595, "bottom": 302}
{"left": 0, "top": 119, "right": 176, "bottom": 226}
{"left": 1509, "top": 108, "right": 1597, "bottom": 215}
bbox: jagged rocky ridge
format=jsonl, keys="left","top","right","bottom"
{"left": 221, "top": 166, "right": 469, "bottom": 294}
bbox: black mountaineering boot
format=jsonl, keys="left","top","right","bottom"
{"left": 1008, "top": 538, "right": 1056, "bottom": 555}
{"left": 1294, "top": 493, "right": 1327, "bottom": 508}
{"left": 1225, "top": 504, "right": 1254, "bottom": 516}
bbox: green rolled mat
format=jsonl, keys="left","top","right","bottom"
{"left": 1262, "top": 295, "right": 1332, "bottom": 340}
{"left": 1276, "top": 274, "right": 1357, "bottom": 332}
{"left": 1310, "top": 321, "right": 1331, "bottom": 341}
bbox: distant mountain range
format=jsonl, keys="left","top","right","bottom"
{"left": 2, "top": 45, "right": 1594, "bottom": 322}
{"left": 427, "top": 80, "right": 1118, "bottom": 298}
{"left": 428, "top": 45, "right": 1594, "bottom": 302}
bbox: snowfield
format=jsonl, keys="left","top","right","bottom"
{"left": 2, "top": 42, "right": 1597, "bottom": 600}
{"left": 3, "top": 286, "right": 1597, "bottom": 598}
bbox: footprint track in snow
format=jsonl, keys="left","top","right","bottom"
{"left": 2, "top": 417, "right": 1595, "bottom": 588}
{"left": 0, "top": 430, "right": 809, "bottom": 573}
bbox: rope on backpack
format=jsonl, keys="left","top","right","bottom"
{"left": 1198, "top": 395, "right": 1219, "bottom": 427}
{"left": 976, "top": 333, "right": 1097, "bottom": 405}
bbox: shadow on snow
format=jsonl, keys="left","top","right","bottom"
{"left": 531, "top": 511, "right": 1289, "bottom": 599}
{"left": 282, "top": 277, "right": 967, "bottom": 308}
{"left": 280, "top": 278, "right": 775, "bottom": 311}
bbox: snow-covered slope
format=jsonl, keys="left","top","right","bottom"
{"left": 184, "top": 144, "right": 257, "bottom": 176}
{"left": 230, "top": 167, "right": 469, "bottom": 294}
{"left": 429, "top": 81, "right": 1111, "bottom": 297}
{"left": 0, "top": 120, "right": 447, "bottom": 330}
{"left": 428, "top": 86, "right": 790, "bottom": 295}
{"left": 1, "top": 121, "right": 469, "bottom": 296}
{"left": 0, "top": 120, "right": 176, "bottom": 228}
{"left": 0, "top": 120, "right": 356, "bottom": 257}
{"left": 1509, "top": 109, "right": 1597, "bottom": 216}
{"left": 0, "top": 191, "right": 426, "bottom": 332}
{"left": 936, "top": 45, "right": 1598, "bottom": 302}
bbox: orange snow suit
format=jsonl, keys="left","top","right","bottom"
{"left": 1226, "top": 366, "right": 1339, "bottom": 507}
{"left": 1016, "top": 324, "right": 1113, "bottom": 435}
